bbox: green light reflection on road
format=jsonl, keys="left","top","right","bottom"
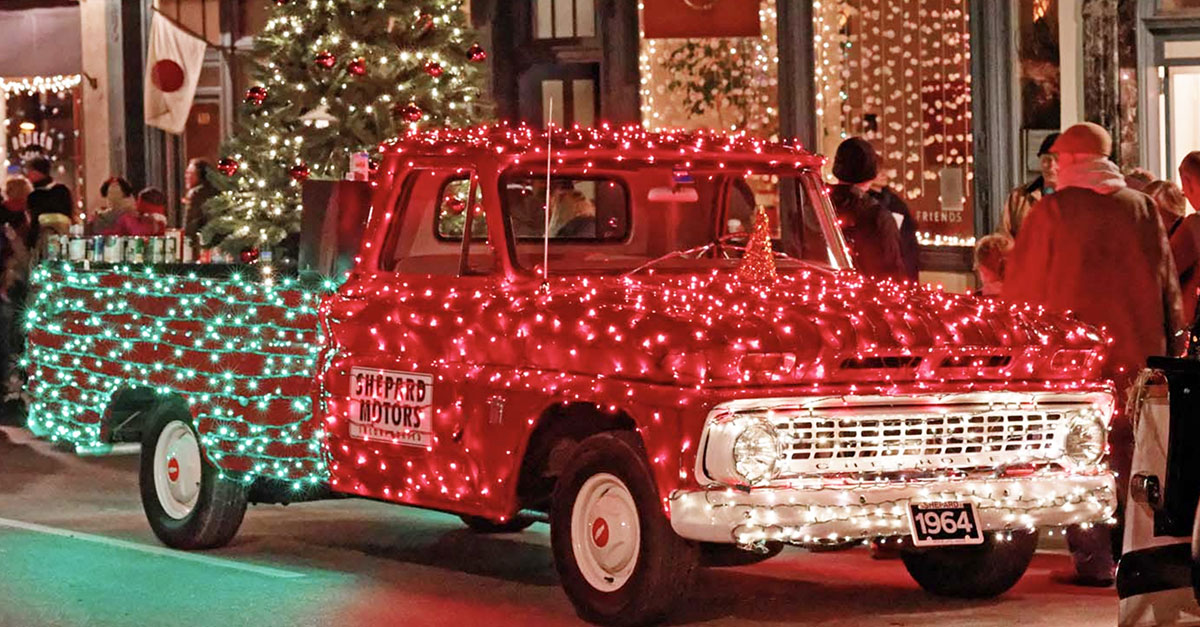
{"left": 0, "top": 529, "right": 348, "bottom": 627}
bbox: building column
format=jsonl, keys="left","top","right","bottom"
{"left": 969, "top": 0, "right": 1016, "bottom": 233}
{"left": 1082, "top": 0, "right": 1122, "bottom": 158}
{"left": 100, "top": 0, "right": 154, "bottom": 191}
{"left": 777, "top": 0, "right": 815, "bottom": 149}
{"left": 79, "top": 0, "right": 113, "bottom": 216}
{"left": 1060, "top": 0, "right": 1084, "bottom": 127}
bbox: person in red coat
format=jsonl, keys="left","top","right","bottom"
{"left": 1005, "top": 122, "right": 1185, "bottom": 586}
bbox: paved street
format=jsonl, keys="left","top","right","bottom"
{"left": 0, "top": 426, "right": 1116, "bottom": 627}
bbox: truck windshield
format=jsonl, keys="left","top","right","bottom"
{"left": 501, "top": 167, "right": 850, "bottom": 274}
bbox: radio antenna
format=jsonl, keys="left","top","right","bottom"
{"left": 541, "top": 100, "right": 554, "bottom": 291}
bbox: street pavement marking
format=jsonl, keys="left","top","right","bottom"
{"left": 0, "top": 516, "right": 306, "bottom": 579}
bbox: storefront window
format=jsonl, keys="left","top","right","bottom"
{"left": 2, "top": 79, "right": 84, "bottom": 212}
{"left": 813, "top": 0, "right": 974, "bottom": 246}
{"left": 639, "top": 1, "right": 778, "bottom": 136}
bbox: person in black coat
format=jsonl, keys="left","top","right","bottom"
{"left": 870, "top": 173, "right": 920, "bottom": 282}
{"left": 828, "top": 138, "right": 905, "bottom": 281}
{"left": 23, "top": 156, "right": 73, "bottom": 247}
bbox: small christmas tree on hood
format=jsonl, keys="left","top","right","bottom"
{"left": 738, "top": 206, "right": 777, "bottom": 283}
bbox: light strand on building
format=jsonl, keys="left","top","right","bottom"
{"left": 0, "top": 74, "right": 83, "bottom": 96}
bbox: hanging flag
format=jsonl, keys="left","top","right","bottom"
{"left": 144, "top": 12, "right": 207, "bottom": 135}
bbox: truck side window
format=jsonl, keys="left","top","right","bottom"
{"left": 382, "top": 169, "right": 494, "bottom": 275}
{"left": 720, "top": 173, "right": 836, "bottom": 266}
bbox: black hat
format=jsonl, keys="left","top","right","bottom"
{"left": 24, "top": 156, "right": 51, "bottom": 176}
{"left": 1037, "top": 132, "right": 1060, "bottom": 157}
{"left": 832, "top": 137, "right": 879, "bottom": 184}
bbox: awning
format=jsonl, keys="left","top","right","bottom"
{"left": 0, "top": 6, "right": 82, "bottom": 78}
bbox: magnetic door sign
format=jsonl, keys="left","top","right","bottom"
{"left": 641, "top": 0, "right": 761, "bottom": 39}
{"left": 349, "top": 368, "right": 433, "bottom": 447}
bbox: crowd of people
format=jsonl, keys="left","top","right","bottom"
{"left": 0, "top": 155, "right": 220, "bottom": 405}
{"left": 828, "top": 124, "right": 1200, "bottom": 587}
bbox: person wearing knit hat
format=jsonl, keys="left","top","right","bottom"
{"left": 827, "top": 137, "right": 904, "bottom": 281}
{"left": 1005, "top": 122, "right": 1184, "bottom": 587}
{"left": 999, "top": 131, "right": 1059, "bottom": 239}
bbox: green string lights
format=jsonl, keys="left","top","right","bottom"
{"left": 23, "top": 263, "right": 339, "bottom": 488}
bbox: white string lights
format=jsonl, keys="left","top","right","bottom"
{"left": 638, "top": 2, "right": 779, "bottom": 135}
{"left": 814, "top": 1, "right": 975, "bottom": 246}
{"left": 0, "top": 74, "right": 83, "bottom": 96}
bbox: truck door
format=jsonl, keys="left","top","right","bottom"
{"left": 321, "top": 168, "right": 497, "bottom": 512}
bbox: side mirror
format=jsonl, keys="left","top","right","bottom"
{"left": 648, "top": 186, "right": 699, "bottom": 203}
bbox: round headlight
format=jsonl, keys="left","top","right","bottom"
{"left": 1062, "top": 412, "right": 1107, "bottom": 468}
{"left": 733, "top": 423, "right": 781, "bottom": 485}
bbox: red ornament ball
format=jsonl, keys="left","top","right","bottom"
{"left": 289, "top": 163, "right": 311, "bottom": 182}
{"left": 415, "top": 13, "right": 435, "bottom": 33}
{"left": 442, "top": 196, "right": 466, "bottom": 214}
{"left": 347, "top": 57, "right": 367, "bottom": 76}
{"left": 240, "top": 248, "right": 260, "bottom": 264}
{"left": 216, "top": 158, "right": 240, "bottom": 176}
{"left": 395, "top": 102, "right": 424, "bottom": 123}
{"left": 314, "top": 51, "right": 337, "bottom": 69}
{"left": 244, "top": 85, "right": 268, "bottom": 105}
{"left": 424, "top": 61, "right": 444, "bottom": 78}
{"left": 467, "top": 43, "right": 487, "bottom": 63}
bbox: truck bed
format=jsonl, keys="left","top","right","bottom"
{"left": 23, "top": 262, "right": 335, "bottom": 487}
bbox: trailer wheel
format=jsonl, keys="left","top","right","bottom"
{"left": 459, "top": 514, "right": 536, "bottom": 533}
{"left": 139, "top": 409, "right": 247, "bottom": 550}
{"left": 550, "top": 431, "right": 699, "bottom": 626}
{"left": 901, "top": 529, "right": 1039, "bottom": 598}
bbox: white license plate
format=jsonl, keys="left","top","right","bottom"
{"left": 907, "top": 501, "right": 985, "bottom": 547}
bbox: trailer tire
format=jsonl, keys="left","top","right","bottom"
{"left": 901, "top": 529, "right": 1039, "bottom": 598}
{"left": 460, "top": 514, "right": 536, "bottom": 533}
{"left": 550, "top": 431, "right": 699, "bottom": 627}
{"left": 139, "top": 409, "right": 247, "bottom": 550}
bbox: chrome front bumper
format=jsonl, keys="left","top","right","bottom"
{"left": 669, "top": 472, "right": 1117, "bottom": 544}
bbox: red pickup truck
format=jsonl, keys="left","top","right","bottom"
{"left": 26, "top": 126, "right": 1117, "bottom": 626}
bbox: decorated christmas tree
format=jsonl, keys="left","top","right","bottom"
{"left": 203, "top": 0, "right": 490, "bottom": 254}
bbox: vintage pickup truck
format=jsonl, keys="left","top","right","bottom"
{"left": 25, "top": 125, "right": 1117, "bottom": 626}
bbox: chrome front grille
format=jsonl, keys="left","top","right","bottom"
{"left": 743, "top": 401, "right": 1084, "bottom": 476}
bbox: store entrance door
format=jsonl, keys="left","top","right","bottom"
{"left": 1163, "top": 62, "right": 1200, "bottom": 192}
{"left": 1150, "top": 33, "right": 1200, "bottom": 208}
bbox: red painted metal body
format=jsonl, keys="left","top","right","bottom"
{"left": 314, "top": 126, "right": 1109, "bottom": 522}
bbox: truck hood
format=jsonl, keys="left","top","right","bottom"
{"left": 522, "top": 266, "right": 1107, "bottom": 385}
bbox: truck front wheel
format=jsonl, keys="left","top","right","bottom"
{"left": 550, "top": 432, "right": 699, "bottom": 626}
{"left": 901, "top": 529, "right": 1039, "bottom": 598}
{"left": 139, "top": 410, "right": 247, "bottom": 550}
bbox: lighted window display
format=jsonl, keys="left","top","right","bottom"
{"left": 1, "top": 75, "right": 83, "bottom": 203}
{"left": 814, "top": 0, "right": 974, "bottom": 246}
{"left": 639, "top": 2, "right": 778, "bottom": 136}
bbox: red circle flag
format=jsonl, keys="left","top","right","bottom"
{"left": 151, "top": 60, "right": 186, "bottom": 93}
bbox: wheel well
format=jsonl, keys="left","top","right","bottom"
{"left": 515, "top": 403, "right": 638, "bottom": 512}
{"left": 103, "top": 386, "right": 190, "bottom": 444}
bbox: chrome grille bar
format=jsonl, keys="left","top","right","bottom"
{"left": 751, "top": 406, "right": 1072, "bottom": 475}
